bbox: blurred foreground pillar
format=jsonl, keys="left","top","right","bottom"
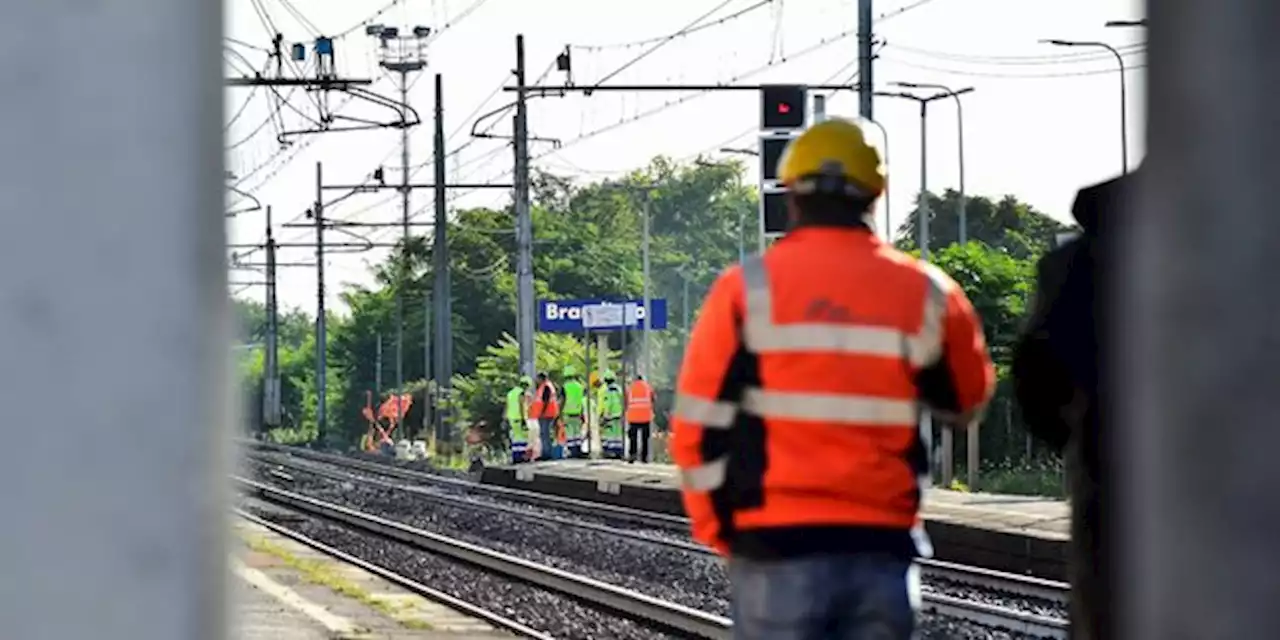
{"left": 0, "top": 1, "right": 228, "bottom": 639}
{"left": 1122, "top": 0, "right": 1280, "bottom": 636}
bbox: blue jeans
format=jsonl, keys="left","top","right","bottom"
{"left": 537, "top": 418, "right": 556, "bottom": 459}
{"left": 729, "top": 553, "right": 919, "bottom": 640}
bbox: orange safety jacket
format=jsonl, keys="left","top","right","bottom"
{"left": 529, "top": 380, "right": 560, "bottom": 419}
{"left": 669, "top": 227, "right": 995, "bottom": 559}
{"left": 626, "top": 380, "right": 655, "bottom": 423}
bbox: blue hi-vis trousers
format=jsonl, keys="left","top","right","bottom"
{"left": 509, "top": 417, "right": 528, "bottom": 464}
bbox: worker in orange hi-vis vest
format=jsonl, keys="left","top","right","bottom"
{"left": 669, "top": 117, "right": 996, "bottom": 640}
{"left": 625, "top": 375, "right": 655, "bottom": 463}
{"left": 528, "top": 372, "right": 560, "bottom": 461}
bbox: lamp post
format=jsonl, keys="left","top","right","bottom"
{"left": 715, "top": 147, "right": 759, "bottom": 263}
{"left": 875, "top": 88, "right": 973, "bottom": 260}
{"left": 1043, "top": 38, "right": 1129, "bottom": 173}
{"left": 892, "top": 82, "right": 973, "bottom": 245}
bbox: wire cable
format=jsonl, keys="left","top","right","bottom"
{"left": 881, "top": 55, "right": 1147, "bottom": 79}
{"left": 886, "top": 41, "right": 1145, "bottom": 66}
{"left": 572, "top": 0, "right": 772, "bottom": 51}
{"left": 590, "top": 0, "right": 751, "bottom": 87}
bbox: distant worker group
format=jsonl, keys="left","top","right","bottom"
{"left": 506, "top": 366, "right": 656, "bottom": 464}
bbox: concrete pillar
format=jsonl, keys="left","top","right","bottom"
{"left": 0, "top": 0, "right": 227, "bottom": 637}
{"left": 1121, "top": 2, "right": 1280, "bottom": 636}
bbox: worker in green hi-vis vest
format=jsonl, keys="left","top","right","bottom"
{"left": 598, "top": 370, "right": 626, "bottom": 459}
{"left": 561, "top": 365, "right": 587, "bottom": 458}
{"left": 506, "top": 375, "right": 533, "bottom": 464}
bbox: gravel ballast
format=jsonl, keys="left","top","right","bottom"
{"left": 243, "top": 457, "right": 1062, "bottom": 638}
{"left": 245, "top": 452, "right": 1068, "bottom": 621}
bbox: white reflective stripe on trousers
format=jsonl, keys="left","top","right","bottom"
{"left": 739, "top": 255, "right": 948, "bottom": 368}
{"left": 741, "top": 388, "right": 919, "bottom": 425}
{"left": 673, "top": 393, "right": 736, "bottom": 428}
{"left": 681, "top": 456, "right": 728, "bottom": 491}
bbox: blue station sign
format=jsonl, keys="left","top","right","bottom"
{"left": 538, "top": 298, "right": 669, "bottom": 333}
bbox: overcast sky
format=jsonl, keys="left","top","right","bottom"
{"left": 224, "top": 0, "right": 1146, "bottom": 313}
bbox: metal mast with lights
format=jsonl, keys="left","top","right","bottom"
{"left": 368, "top": 23, "right": 430, "bottom": 438}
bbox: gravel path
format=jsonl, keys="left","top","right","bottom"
{"left": 245, "top": 452, "right": 1068, "bottom": 621}
{"left": 243, "top": 459, "right": 1061, "bottom": 638}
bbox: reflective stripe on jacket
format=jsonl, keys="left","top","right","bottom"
{"left": 669, "top": 227, "right": 996, "bottom": 559}
{"left": 626, "top": 380, "right": 654, "bottom": 423}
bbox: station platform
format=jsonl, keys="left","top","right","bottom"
{"left": 481, "top": 459, "right": 1070, "bottom": 580}
{"left": 233, "top": 518, "right": 509, "bottom": 639}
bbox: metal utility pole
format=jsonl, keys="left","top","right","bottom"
{"left": 893, "top": 83, "right": 974, "bottom": 243}
{"left": 877, "top": 88, "right": 973, "bottom": 259}
{"left": 513, "top": 34, "right": 536, "bottom": 379}
{"left": 1044, "top": 39, "right": 1128, "bottom": 173}
{"left": 373, "top": 25, "right": 429, "bottom": 441}
{"left": 859, "top": 119, "right": 892, "bottom": 241}
{"left": 423, "top": 287, "right": 432, "bottom": 436}
{"left": 857, "top": 0, "right": 874, "bottom": 119}
{"left": 375, "top": 333, "right": 383, "bottom": 398}
{"left": 314, "top": 162, "right": 327, "bottom": 443}
{"left": 432, "top": 73, "right": 452, "bottom": 445}
{"left": 642, "top": 195, "right": 652, "bottom": 380}
{"left": 264, "top": 206, "right": 281, "bottom": 430}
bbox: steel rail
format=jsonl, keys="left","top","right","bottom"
{"left": 244, "top": 440, "right": 690, "bottom": 529}
{"left": 235, "top": 476, "right": 734, "bottom": 639}
{"left": 234, "top": 507, "right": 553, "bottom": 639}
{"left": 246, "top": 444, "right": 1070, "bottom": 604}
{"left": 245, "top": 453, "right": 1069, "bottom": 637}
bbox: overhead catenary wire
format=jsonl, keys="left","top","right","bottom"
{"left": 589, "top": 0, "right": 754, "bottom": 87}
{"left": 881, "top": 54, "right": 1147, "bottom": 79}
{"left": 572, "top": 0, "right": 773, "bottom": 52}
{"left": 886, "top": 41, "right": 1146, "bottom": 66}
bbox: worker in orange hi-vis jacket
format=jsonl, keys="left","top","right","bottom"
{"left": 669, "top": 117, "right": 996, "bottom": 640}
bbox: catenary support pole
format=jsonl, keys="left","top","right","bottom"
{"left": 858, "top": 0, "right": 874, "bottom": 120}
{"left": 394, "top": 66, "right": 409, "bottom": 441}
{"left": 423, "top": 287, "right": 432, "bottom": 437}
{"left": 642, "top": 195, "right": 652, "bottom": 380}
{"left": 1121, "top": 2, "right": 1280, "bottom": 637}
{"left": 513, "top": 34, "right": 536, "bottom": 379}
{"left": 0, "top": 0, "right": 228, "bottom": 636}
{"left": 315, "top": 161, "right": 327, "bottom": 443}
{"left": 265, "top": 206, "right": 280, "bottom": 428}
{"left": 432, "top": 73, "right": 451, "bottom": 446}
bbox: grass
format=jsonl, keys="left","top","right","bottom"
{"left": 970, "top": 457, "right": 1068, "bottom": 498}
{"left": 241, "top": 533, "right": 433, "bottom": 630}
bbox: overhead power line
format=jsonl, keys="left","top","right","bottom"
{"left": 571, "top": 0, "right": 773, "bottom": 51}
{"left": 887, "top": 41, "right": 1146, "bottom": 66}
{"left": 881, "top": 54, "right": 1147, "bottom": 79}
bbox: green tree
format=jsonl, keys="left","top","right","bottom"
{"left": 896, "top": 189, "right": 1075, "bottom": 259}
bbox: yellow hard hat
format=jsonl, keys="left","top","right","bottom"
{"left": 777, "top": 118, "right": 885, "bottom": 199}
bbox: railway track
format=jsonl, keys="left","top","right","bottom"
{"left": 234, "top": 505, "right": 551, "bottom": 639}
{"left": 237, "top": 477, "right": 733, "bottom": 639}
{"left": 244, "top": 444, "right": 1070, "bottom": 638}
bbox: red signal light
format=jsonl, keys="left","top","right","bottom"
{"left": 777, "top": 102, "right": 792, "bottom": 114}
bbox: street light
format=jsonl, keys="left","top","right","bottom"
{"left": 1043, "top": 39, "right": 1129, "bottom": 172}
{"left": 857, "top": 118, "right": 892, "bottom": 242}
{"left": 893, "top": 82, "right": 973, "bottom": 245}
{"left": 875, "top": 87, "right": 973, "bottom": 261}
{"left": 696, "top": 155, "right": 751, "bottom": 263}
